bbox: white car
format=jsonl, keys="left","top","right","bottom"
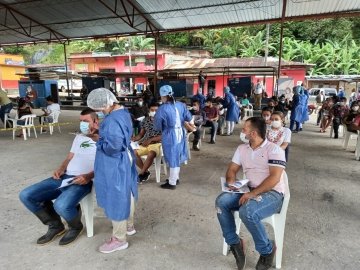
{"left": 308, "top": 87, "right": 337, "bottom": 104}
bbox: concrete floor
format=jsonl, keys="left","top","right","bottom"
{"left": 0, "top": 111, "right": 359, "bottom": 270}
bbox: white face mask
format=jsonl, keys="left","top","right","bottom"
{"left": 138, "top": 101, "right": 143, "bottom": 106}
{"left": 149, "top": 111, "right": 156, "bottom": 117}
{"left": 339, "top": 102, "right": 345, "bottom": 106}
{"left": 239, "top": 132, "right": 250, "bottom": 143}
{"left": 271, "top": 120, "right": 282, "bottom": 129}
{"left": 352, "top": 106, "right": 359, "bottom": 112}
{"left": 263, "top": 115, "right": 270, "bottom": 121}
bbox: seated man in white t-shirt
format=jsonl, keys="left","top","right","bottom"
{"left": 215, "top": 117, "right": 286, "bottom": 270}
{"left": 42, "top": 96, "right": 61, "bottom": 123}
{"left": 19, "top": 108, "right": 99, "bottom": 246}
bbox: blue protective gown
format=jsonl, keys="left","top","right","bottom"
{"left": 290, "top": 94, "right": 300, "bottom": 121}
{"left": 295, "top": 94, "right": 306, "bottom": 123}
{"left": 223, "top": 92, "right": 240, "bottom": 122}
{"left": 301, "top": 90, "right": 309, "bottom": 123}
{"left": 192, "top": 93, "right": 206, "bottom": 109}
{"left": 154, "top": 101, "right": 192, "bottom": 168}
{"left": 94, "top": 109, "right": 138, "bottom": 221}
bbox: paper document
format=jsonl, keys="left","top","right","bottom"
{"left": 136, "top": 116, "right": 145, "bottom": 122}
{"left": 220, "top": 177, "right": 250, "bottom": 193}
{"left": 58, "top": 177, "right": 75, "bottom": 189}
{"left": 130, "top": 141, "right": 140, "bottom": 150}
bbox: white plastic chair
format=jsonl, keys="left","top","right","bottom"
{"left": 243, "top": 104, "right": 254, "bottom": 120}
{"left": 355, "top": 131, "right": 360, "bottom": 161}
{"left": 140, "top": 145, "right": 167, "bottom": 183}
{"left": 41, "top": 111, "right": 61, "bottom": 135}
{"left": 329, "top": 124, "right": 344, "bottom": 138}
{"left": 4, "top": 109, "right": 17, "bottom": 129}
{"left": 222, "top": 172, "right": 290, "bottom": 269}
{"left": 8, "top": 114, "right": 37, "bottom": 140}
{"left": 79, "top": 188, "right": 95, "bottom": 237}
{"left": 343, "top": 128, "right": 358, "bottom": 150}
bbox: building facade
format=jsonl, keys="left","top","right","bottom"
{"left": 0, "top": 53, "right": 26, "bottom": 92}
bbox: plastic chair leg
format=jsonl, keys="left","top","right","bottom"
{"left": 162, "top": 158, "right": 167, "bottom": 175}
{"left": 342, "top": 132, "right": 351, "bottom": 149}
{"left": 273, "top": 217, "right": 286, "bottom": 269}
{"left": 329, "top": 126, "right": 333, "bottom": 138}
{"left": 223, "top": 239, "right": 229, "bottom": 256}
{"left": 80, "top": 193, "right": 94, "bottom": 237}
{"left": 23, "top": 128, "right": 27, "bottom": 140}
{"left": 202, "top": 129, "right": 206, "bottom": 139}
{"left": 154, "top": 155, "right": 161, "bottom": 183}
{"left": 33, "top": 126, "right": 37, "bottom": 138}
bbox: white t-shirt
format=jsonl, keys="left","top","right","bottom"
{"left": 46, "top": 103, "right": 61, "bottom": 113}
{"left": 266, "top": 127, "right": 291, "bottom": 146}
{"left": 254, "top": 83, "right": 264, "bottom": 94}
{"left": 66, "top": 134, "right": 96, "bottom": 176}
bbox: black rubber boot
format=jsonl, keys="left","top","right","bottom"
{"left": 59, "top": 206, "right": 83, "bottom": 246}
{"left": 193, "top": 141, "right": 200, "bottom": 151}
{"left": 230, "top": 239, "right": 246, "bottom": 270}
{"left": 34, "top": 201, "right": 65, "bottom": 245}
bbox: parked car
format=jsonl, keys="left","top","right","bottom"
{"left": 308, "top": 87, "right": 337, "bottom": 104}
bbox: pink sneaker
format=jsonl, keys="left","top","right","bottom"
{"left": 126, "top": 226, "right": 136, "bottom": 236}
{"left": 99, "top": 237, "right": 129, "bottom": 253}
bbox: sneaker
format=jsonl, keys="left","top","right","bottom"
{"left": 160, "top": 182, "right": 176, "bottom": 190}
{"left": 209, "top": 140, "right": 216, "bottom": 144}
{"left": 99, "top": 237, "right": 129, "bottom": 254}
{"left": 230, "top": 239, "right": 246, "bottom": 270}
{"left": 255, "top": 241, "right": 276, "bottom": 270}
{"left": 292, "top": 130, "right": 298, "bottom": 133}
{"left": 126, "top": 226, "right": 136, "bottom": 236}
{"left": 192, "top": 145, "right": 200, "bottom": 151}
{"left": 165, "top": 179, "right": 180, "bottom": 185}
{"left": 139, "top": 171, "right": 151, "bottom": 182}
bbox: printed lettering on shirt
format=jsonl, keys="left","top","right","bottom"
{"left": 268, "top": 159, "right": 286, "bottom": 168}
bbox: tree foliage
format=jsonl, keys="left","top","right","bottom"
{"left": 2, "top": 18, "right": 359, "bottom": 75}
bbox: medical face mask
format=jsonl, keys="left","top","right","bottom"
{"left": 149, "top": 111, "right": 156, "bottom": 117}
{"left": 352, "top": 106, "right": 359, "bottom": 112}
{"left": 239, "top": 132, "right": 250, "bottom": 143}
{"left": 96, "top": 111, "right": 105, "bottom": 119}
{"left": 138, "top": 101, "right": 143, "bottom": 106}
{"left": 80, "top": 121, "right": 90, "bottom": 135}
{"left": 339, "top": 102, "right": 345, "bottom": 106}
{"left": 271, "top": 120, "right": 282, "bottom": 129}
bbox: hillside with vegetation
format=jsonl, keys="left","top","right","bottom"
{"left": 3, "top": 18, "right": 360, "bottom": 75}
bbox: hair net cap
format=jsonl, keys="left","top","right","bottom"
{"left": 160, "top": 85, "right": 173, "bottom": 97}
{"left": 87, "top": 88, "right": 118, "bottom": 110}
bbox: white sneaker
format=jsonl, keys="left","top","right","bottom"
{"left": 126, "top": 226, "right": 136, "bottom": 236}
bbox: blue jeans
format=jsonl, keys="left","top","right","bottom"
{"left": 289, "top": 119, "right": 299, "bottom": 131}
{"left": 19, "top": 174, "right": 92, "bottom": 221}
{"left": 215, "top": 190, "right": 283, "bottom": 255}
{"left": 0, "top": 102, "right": 13, "bottom": 123}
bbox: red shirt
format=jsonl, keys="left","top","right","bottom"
{"left": 203, "top": 106, "right": 219, "bottom": 120}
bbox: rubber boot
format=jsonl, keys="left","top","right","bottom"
{"left": 34, "top": 201, "right": 65, "bottom": 245}
{"left": 59, "top": 205, "right": 83, "bottom": 246}
{"left": 230, "top": 239, "right": 246, "bottom": 270}
{"left": 192, "top": 141, "right": 200, "bottom": 151}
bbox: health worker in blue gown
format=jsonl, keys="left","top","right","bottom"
{"left": 154, "top": 85, "right": 192, "bottom": 190}
{"left": 87, "top": 88, "right": 138, "bottom": 254}
{"left": 223, "top": 86, "right": 240, "bottom": 135}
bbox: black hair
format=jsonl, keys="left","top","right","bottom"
{"left": 192, "top": 100, "right": 200, "bottom": 105}
{"left": 340, "top": 97, "right": 347, "bottom": 102}
{"left": 80, "top": 107, "right": 98, "bottom": 120}
{"left": 206, "top": 97, "right": 213, "bottom": 103}
{"left": 246, "top": 117, "right": 266, "bottom": 140}
{"left": 18, "top": 98, "right": 27, "bottom": 108}
{"left": 149, "top": 102, "right": 159, "bottom": 108}
{"left": 46, "top": 96, "right": 54, "bottom": 102}
{"left": 262, "top": 106, "right": 272, "bottom": 113}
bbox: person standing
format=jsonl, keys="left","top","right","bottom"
{"left": 86, "top": 88, "right": 138, "bottom": 253}
{"left": 198, "top": 70, "right": 207, "bottom": 90}
{"left": 253, "top": 79, "right": 264, "bottom": 110}
{"left": 0, "top": 88, "right": 13, "bottom": 126}
{"left": 154, "top": 85, "right": 192, "bottom": 190}
{"left": 290, "top": 86, "right": 301, "bottom": 133}
{"left": 223, "top": 86, "right": 240, "bottom": 136}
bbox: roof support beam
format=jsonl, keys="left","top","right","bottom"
{"left": 0, "top": 2, "right": 68, "bottom": 42}
{"left": 277, "top": 0, "right": 287, "bottom": 95}
{"left": 125, "top": 0, "right": 159, "bottom": 35}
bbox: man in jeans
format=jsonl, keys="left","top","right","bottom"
{"left": 203, "top": 98, "right": 219, "bottom": 144}
{"left": 215, "top": 117, "right": 286, "bottom": 270}
{"left": 19, "top": 108, "right": 99, "bottom": 246}
{"left": 330, "top": 97, "right": 349, "bottom": 139}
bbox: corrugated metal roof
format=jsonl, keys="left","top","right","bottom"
{"left": 0, "top": 0, "right": 359, "bottom": 45}
{"left": 163, "top": 57, "right": 313, "bottom": 71}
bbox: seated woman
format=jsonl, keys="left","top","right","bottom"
{"left": 266, "top": 111, "right": 291, "bottom": 161}
{"left": 343, "top": 101, "right": 359, "bottom": 133}
{"left": 16, "top": 98, "right": 33, "bottom": 137}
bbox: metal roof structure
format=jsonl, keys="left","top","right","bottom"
{"left": 0, "top": 0, "right": 359, "bottom": 46}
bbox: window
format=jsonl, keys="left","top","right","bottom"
{"left": 145, "top": 58, "right": 155, "bottom": 66}
{"left": 124, "top": 60, "right": 137, "bottom": 67}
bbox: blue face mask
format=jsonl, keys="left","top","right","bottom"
{"left": 80, "top": 121, "right": 90, "bottom": 135}
{"left": 96, "top": 111, "right": 105, "bottom": 119}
